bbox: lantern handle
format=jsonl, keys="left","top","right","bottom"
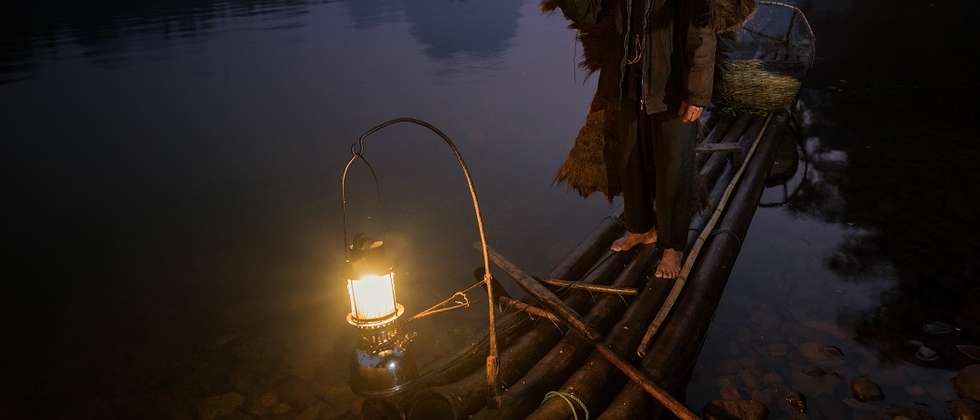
{"left": 339, "top": 117, "right": 503, "bottom": 405}
{"left": 340, "top": 149, "right": 384, "bottom": 261}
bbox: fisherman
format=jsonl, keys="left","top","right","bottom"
{"left": 546, "top": 0, "right": 754, "bottom": 278}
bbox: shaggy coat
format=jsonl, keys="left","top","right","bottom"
{"left": 544, "top": 0, "right": 756, "bottom": 200}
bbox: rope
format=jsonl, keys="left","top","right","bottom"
{"left": 542, "top": 391, "right": 589, "bottom": 420}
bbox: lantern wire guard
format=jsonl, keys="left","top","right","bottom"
{"left": 340, "top": 117, "right": 502, "bottom": 406}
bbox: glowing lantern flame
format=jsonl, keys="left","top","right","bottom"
{"left": 346, "top": 272, "right": 401, "bottom": 325}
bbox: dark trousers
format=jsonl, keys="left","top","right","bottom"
{"left": 619, "top": 100, "right": 696, "bottom": 251}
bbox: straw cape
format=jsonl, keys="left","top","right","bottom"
{"left": 544, "top": 0, "right": 756, "bottom": 200}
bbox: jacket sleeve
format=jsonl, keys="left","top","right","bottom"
{"left": 554, "top": 0, "right": 603, "bottom": 25}
{"left": 683, "top": 22, "right": 717, "bottom": 107}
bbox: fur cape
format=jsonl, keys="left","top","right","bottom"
{"left": 544, "top": 0, "right": 756, "bottom": 200}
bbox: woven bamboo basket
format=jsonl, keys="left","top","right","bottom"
{"left": 715, "top": 1, "right": 815, "bottom": 113}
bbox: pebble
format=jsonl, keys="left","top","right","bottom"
{"left": 904, "top": 385, "right": 926, "bottom": 397}
{"left": 740, "top": 371, "right": 761, "bottom": 390}
{"left": 916, "top": 345, "right": 940, "bottom": 362}
{"left": 721, "top": 384, "right": 743, "bottom": 400}
{"left": 790, "top": 365, "right": 837, "bottom": 396}
{"left": 197, "top": 393, "right": 245, "bottom": 420}
{"left": 783, "top": 390, "right": 806, "bottom": 414}
{"left": 947, "top": 399, "right": 980, "bottom": 420}
{"left": 750, "top": 388, "right": 778, "bottom": 406}
{"left": 850, "top": 376, "right": 884, "bottom": 402}
{"left": 762, "top": 372, "right": 783, "bottom": 387}
{"left": 702, "top": 400, "right": 770, "bottom": 420}
{"left": 768, "top": 343, "right": 788, "bottom": 357}
{"left": 954, "top": 364, "right": 980, "bottom": 401}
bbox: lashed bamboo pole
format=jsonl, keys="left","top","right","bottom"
{"left": 472, "top": 246, "right": 661, "bottom": 420}
{"left": 526, "top": 152, "right": 740, "bottom": 420}
{"left": 406, "top": 252, "right": 630, "bottom": 420}
{"left": 636, "top": 113, "right": 775, "bottom": 358}
{"left": 600, "top": 113, "right": 786, "bottom": 419}
{"left": 523, "top": 275, "right": 674, "bottom": 420}
{"left": 404, "top": 214, "right": 622, "bottom": 391}
{"left": 497, "top": 296, "right": 561, "bottom": 322}
{"left": 538, "top": 278, "right": 638, "bottom": 296}
{"left": 484, "top": 248, "right": 699, "bottom": 420}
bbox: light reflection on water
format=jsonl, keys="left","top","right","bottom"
{"left": 3, "top": 0, "right": 977, "bottom": 418}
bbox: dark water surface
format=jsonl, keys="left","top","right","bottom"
{"left": 3, "top": 0, "right": 978, "bottom": 419}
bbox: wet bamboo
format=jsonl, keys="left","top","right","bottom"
{"left": 699, "top": 114, "right": 756, "bottom": 188}
{"left": 482, "top": 249, "right": 699, "bottom": 420}
{"left": 478, "top": 114, "right": 742, "bottom": 420}
{"left": 637, "top": 113, "right": 775, "bottom": 358}
{"left": 522, "top": 270, "right": 675, "bottom": 420}
{"left": 497, "top": 296, "right": 561, "bottom": 322}
{"left": 483, "top": 245, "right": 601, "bottom": 342}
{"left": 599, "top": 113, "right": 786, "bottom": 419}
{"left": 538, "top": 278, "right": 638, "bottom": 295}
{"left": 694, "top": 114, "right": 737, "bottom": 168}
{"left": 406, "top": 252, "right": 631, "bottom": 420}
{"left": 471, "top": 246, "right": 660, "bottom": 420}
{"left": 525, "top": 161, "right": 737, "bottom": 420}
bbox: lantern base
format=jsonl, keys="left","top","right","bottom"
{"left": 349, "top": 339, "right": 418, "bottom": 397}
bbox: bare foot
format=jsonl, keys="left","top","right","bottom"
{"left": 610, "top": 229, "right": 657, "bottom": 252}
{"left": 655, "top": 248, "right": 684, "bottom": 279}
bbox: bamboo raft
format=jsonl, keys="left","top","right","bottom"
{"left": 365, "top": 111, "right": 789, "bottom": 419}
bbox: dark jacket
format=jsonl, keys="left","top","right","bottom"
{"left": 546, "top": 0, "right": 755, "bottom": 200}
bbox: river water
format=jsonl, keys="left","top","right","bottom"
{"left": 3, "top": 0, "right": 977, "bottom": 419}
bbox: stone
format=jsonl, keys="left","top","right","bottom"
{"left": 702, "top": 400, "right": 770, "bottom": 420}
{"left": 783, "top": 390, "right": 806, "bottom": 415}
{"left": 228, "top": 369, "right": 256, "bottom": 393}
{"left": 874, "top": 366, "right": 907, "bottom": 386}
{"left": 738, "top": 356, "right": 758, "bottom": 370}
{"left": 850, "top": 377, "right": 884, "bottom": 402}
{"left": 954, "top": 364, "right": 980, "bottom": 401}
{"left": 272, "top": 402, "right": 292, "bottom": 415}
{"left": 295, "top": 404, "right": 323, "bottom": 420}
{"left": 790, "top": 365, "right": 837, "bottom": 397}
{"left": 246, "top": 391, "right": 278, "bottom": 416}
{"left": 275, "top": 375, "right": 318, "bottom": 408}
{"left": 801, "top": 366, "right": 827, "bottom": 377}
{"left": 197, "top": 393, "right": 245, "bottom": 420}
{"left": 721, "top": 384, "right": 743, "bottom": 400}
{"left": 799, "top": 320, "right": 849, "bottom": 340}
{"left": 820, "top": 345, "right": 844, "bottom": 359}
{"left": 904, "top": 385, "right": 926, "bottom": 397}
{"left": 926, "top": 380, "right": 958, "bottom": 401}
{"left": 947, "top": 399, "right": 980, "bottom": 420}
{"left": 762, "top": 372, "right": 783, "bottom": 387}
{"left": 750, "top": 388, "right": 778, "bottom": 406}
{"left": 720, "top": 359, "right": 741, "bottom": 374}
{"left": 883, "top": 405, "right": 935, "bottom": 420}
{"left": 740, "top": 371, "right": 761, "bottom": 391}
{"left": 768, "top": 343, "right": 788, "bottom": 357}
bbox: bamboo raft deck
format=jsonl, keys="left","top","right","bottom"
{"left": 369, "top": 111, "right": 789, "bottom": 419}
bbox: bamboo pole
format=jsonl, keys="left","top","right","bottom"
{"left": 483, "top": 248, "right": 699, "bottom": 420}
{"left": 406, "top": 252, "right": 631, "bottom": 420}
{"left": 523, "top": 276, "right": 674, "bottom": 420}
{"left": 600, "top": 113, "right": 787, "bottom": 419}
{"left": 538, "top": 278, "right": 638, "bottom": 296}
{"left": 405, "top": 215, "right": 622, "bottom": 391}
{"left": 471, "top": 246, "right": 661, "bottom": 420}
{"left": 497, "top": 296, "right": 561, "bottom": 322}
{"left": 636, "top": 113, "right": 775, "bottom": 358}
